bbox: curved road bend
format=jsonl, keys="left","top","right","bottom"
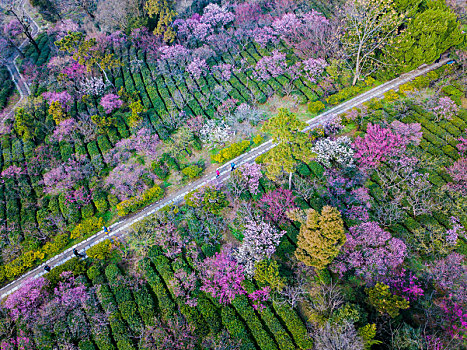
{"left": 0, "top": 58, "right": 451, "bottom": 299}
{"left": 3, "top": 0, "right": 39, "bottom": 120}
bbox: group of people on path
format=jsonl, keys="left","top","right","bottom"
{"left": 43, "top": 163, "right": 239, "bottom": 273}
{"left": 43, "top": 225, "right": 111, "bottom": 272}
{"left": 216, "top": 162, "right": 236, "bottom": 178}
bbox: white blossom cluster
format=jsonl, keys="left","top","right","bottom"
{"left": 312, "top": 136, "right": 355, "bottom": 168}
{"left": 199, "top": 120, "right": 235, "bottom": 146}
{"left": 79, "top": 77, "right": 107, "bottom": 97}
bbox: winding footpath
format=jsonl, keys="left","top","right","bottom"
{"left": 3, "top": 0, "right": 39, "bottom": 120}
{"left": 0, "top": 57, "right": 452, "bottom": 299}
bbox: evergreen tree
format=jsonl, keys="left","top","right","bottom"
{"left": 287, "top": 206, "right": 346, "bottom": 270}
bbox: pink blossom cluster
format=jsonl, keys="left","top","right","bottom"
{"left": 302, "top": 57, "right": 328, "bottom": 83}
{"left": 332, "top": 222, "right": 407, "bottom": 281}
{"left": 211, "top": 63, "right": 232, "bottom": 81}
{"left": 253, "top": 50, "right": 287, "bottom": 81}
{"left": 63, "top": 186, "right": 93, "bottom": 209}
{"left": 457, "top": 130, "right": 467, "bottom": 155}
{"left": 186, "top": 57, "right": 209, "bottom": 79}
{"left": 353, "top": 123, "right": 406, "bottom": 169}
{"left": 105, "top": 160, "right": 154, "bottom": 200}
{"left": 381, "top": 269, "right": 424, "bottom": 301}
{"left": 100, "top": 93, "right": 123, "bottom": 114}
{"left": 169, "top": 269, "right": 198, "bottom": 307}
{"left": 42, "top": 91, "right": 72, "bottom": 109}
{"left": 1, "top": 165, "right": 24, "bottom": 179}
{"left": 433, "top": 97, "right": 459, "bottom": 121}
{"left": 248, "top": 287, "right": 271, "bottom": 311}
{"left": 439, "top": 296, "right": 467, "bottom": 340}
{"left": 159, "top": 44, "right": 191, "bottom": 65}
{"left": 51, "top": 118, "right": 76, "bottom": 142}
{"left": 61, "top": 61, "right": 87, "bottom": 79}
{"left": 238, "top": 163, "right": 262, "bottom": 195}
{"left": 389, "top": 121, "right": 423, "bottom": 146}
{"left": 200, "top": 250, "right": 246, "bottom": 305}
{"left": 258, "top": 188, "right": 297, "bottom": 224}
{"left": 4, "top": 277, "right": 49, "bottom": 321}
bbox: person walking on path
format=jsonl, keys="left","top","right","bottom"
{"left": 73, "top": 248, "right": 84, "bottom": 258}
{"left": 231, "top": 162, "right": 236, "bottom": 171}
{"left": 103, "top": 225, "right": 109, "bottom": 234}
{"left": 216, "top": 169, "right": 220, "bottom": 178}
{"left": 44, "top": 265, "right": 51, "bottom": 272}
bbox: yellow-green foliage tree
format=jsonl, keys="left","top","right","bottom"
{"left": 14, "top": 108, "right": 35, "bottom": 141}
{"left": 55, "top": 32, "right": 121, "bottom": 86}
{"left": 367, "top": 282, "right": 409, "bottom": 317}
{"left": 145, "top": 0, "right": 177, "bottom": 42}
{"left": 261, "top": 108, "right": 314, "bottom": 189}
{"left": 287, "top": 206, "right": 346, "bottom": 270}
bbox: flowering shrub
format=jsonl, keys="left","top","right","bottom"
{"left": 302, "top": 58, "right": 328, "bottom": 83}
{"left": 4, "top": 277, "right": 48, "bottom": 322}
{"left": 105, "top": 160, "right": 154, "bottom": 200}
{"left": 390, "top": 121, "right": 423, "bottom": 146}
{"left": 234, "top": 219, "right": 285, "bottom": 276}
{"left": 187, "top": 57, "right": 209, "bottom": 79}
{"left": 169, "top": 269, "right": 198, "bottom": 307}
{"left": 433, "top": 97, "right": 458, "bottom": 121}
{"left": 447, "top": 158, "right": 467, "bottom": 195}
{"left": 211, "top": 140, "right": 250, "bottom": 163}
{"left": 439, "top": 297, "right": 467, "bottom": 340}
{"left": 253, "top": 50, "right": 287, "bottom": 81}
{"left": 428, "top": 253, "right": 466, "bottom": 300}
{"left": 200, "top": 250, "right": 246, "bottom": 305}
{"left": 353, "top": 123, "right": 405, "bottom": 169}
{"left": 100, "top": 93, "right": 123, "bottom": 114}
{"left": 51, "top": 118, "right": 76, "bottom": 142}
{"left": 258, "top": 188, "right": 297, "bottom": 224}
{"left": 248, "top": 287, "right": 271, "bottom": 311}
{"left": 199, "top": 120, "right": 234, "bottom": 147}
{"left": 42, "top": 91, "right": 72, "bottom": 110}
{"left": 312, "top": 136, "right": 354, "bottom": 168}
{"left": 332, "top": 222, "right": 407, "bottom": 281}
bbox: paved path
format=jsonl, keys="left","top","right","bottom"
{"left": 0, "top": 58, "right": 451, "bottom": 299}
{"left": 2, "top": 0, "right": 39, "bottom": 120}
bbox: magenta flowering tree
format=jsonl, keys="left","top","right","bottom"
{"left": 433, "top": 97, "right": 459, "bottom": 121}
{"left": 0, "top": 331, "right": 33, "bottom": 350}
{"left": 154, "top": 223, "right": 187, "bottom": 259}
{"left": 186, "top": 57, "right": 209, "bottom": 80}
{"left": 381, "top": 269, "right": 424, "bottom": 301}
{"left": 211, "top": 63, "right": 232, "bottom": 81}
{"left": 51, "top": 118, "right": 77, "bottom": 142}
{"left": 159, "top": 44, "right": 191, "bottom": 66}
{"left": 389, "top": 121, "right": 423, "bottom": 146}
{"left": 253, "top": 50, "right": 287, "bottom": 81}
{"left": 104, "top": 128, "right": 160, "bottom": 166}
{"left": 428, "top": 253, "right": 466, "bottom": 302}
{"left": 4, "top": 277, "right": 49, "bottom": 322}
{"left": 239, "top": 163, "right": 262, "bottom": 195}
{"left": 106, "top": 30, "right": 127, "bottom": 48}
{"left": 105, "top": 160, "right": 154, "bottom": 200}
{"left": 447, "top": 158, "right": 467, "bottom": 195}
{"left": 43, "top": 91, "right": 73, "bottom": 110}
{"left": 353, "top": 123, "right": 405, "bottom": 169}
{"left": 63, "top": 186, "right": 93, "bottom": 209}
{"left": 457, "top": 130, "right": 467, "bottom": 155}
{"left": 169, "top": 269, "right": 198, "bottom": 307}
{"left": 99, "top": 93, "right": 123, "bottom": 114}
{"left": 200, "top": 250, "right": 246, "bottom": 305}
{"left": 61, "top": 61, "right": 87, "bottom": 79}
{"left": 439, "top": 297, "right": 467, "bottom": 340}
{"left": 302, "top": 58, "right": 328, "bottom": 84}
{"left": 248, "top": 287, "right": 271, "bottom": 311}
{"left": 258, "top": 188, "right": 297, "bottom": 224}
{"left": 1, "top": 165, "right": 24, "bottom": 180}
{"left": 42, "top": 154, "right": 94, "bottom": 195}
{"left": 332, "top": 222, "right": 407, "bottom": 281}
{"left": 235, "top": 219, "right": 285, "bottom": 276}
